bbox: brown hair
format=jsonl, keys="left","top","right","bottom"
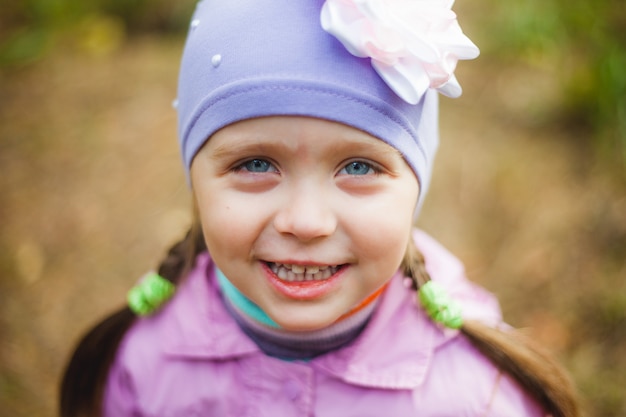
{"left": 59, "top": 223, "right": 206, "bottom": 417}
{"left": 60, "top": 226, "right": 580, "bottom": 417}
{"left": 402, "top": 237, "right": 581, "bottom": 417}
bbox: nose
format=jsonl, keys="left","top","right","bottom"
{"left": 273, "top": 182, "right": 337, "bottom": 241}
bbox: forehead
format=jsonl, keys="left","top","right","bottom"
{"left": 204, "top": 116, "right": 403, "bottom": 158}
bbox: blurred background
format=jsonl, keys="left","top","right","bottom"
{"left": 1, "top": 0, "right": 624, "bottom": 416}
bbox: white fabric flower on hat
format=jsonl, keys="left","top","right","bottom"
{"left": 321, "top": 0, "right": 480, "bottom": 104}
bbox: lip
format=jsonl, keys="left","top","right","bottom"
{"left": 261, "top": 262, "right": 346, "bottom": 300}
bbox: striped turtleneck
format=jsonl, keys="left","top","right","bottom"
{"left": 216, "top": 268, "right": 384, "bottom": 361}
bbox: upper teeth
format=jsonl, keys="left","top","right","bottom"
{"left": 269, "top": 263, "right": 337, "bottom": 282}
{"left": 290, "top": 264, "right": 321, "bottom": 274}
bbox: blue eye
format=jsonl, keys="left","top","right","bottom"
{"left": 341, "top": 161, "right": 375, "bottom": 175}
{"left": 240, "top": 159, "right": 275, "bottom": 173}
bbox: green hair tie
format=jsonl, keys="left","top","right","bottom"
{"left": 418, "top": 281, "right": 463, "bottom": 329}
{"left": 127, "top": 272, "right": 176, "bottom": 316}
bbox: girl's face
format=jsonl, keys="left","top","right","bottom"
{"left": 191, "top": 116, "right": 419, "bottom": 331}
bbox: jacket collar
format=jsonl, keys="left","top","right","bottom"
{"left": 159, "top": 253, "right": 260, "bottom": 360}
{"left": 312, "top": 272, "right": 439, "bottom": 389}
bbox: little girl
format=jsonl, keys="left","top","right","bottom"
{"left": 61, "top": 1, "right": 580, "bottom": 416}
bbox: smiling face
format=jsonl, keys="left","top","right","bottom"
{"left": 190, "top": 116, "right": 419, "bottom": 331}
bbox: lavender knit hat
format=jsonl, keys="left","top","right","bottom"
{"left": 176, "top": 0, "right": 479, "bottom": 209}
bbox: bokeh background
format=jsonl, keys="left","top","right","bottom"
{"left": 1, "top": 0, "right": 625, "bottom": 416}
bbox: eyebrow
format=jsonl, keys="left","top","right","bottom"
{"left": 208, "top": 133, "right": 404, "bottom": 161}
{"left": 325, "top": 138, "right": 406, "bottom": 163}
{"left": 209, "top": 141, "right": 273, "bottom": 161}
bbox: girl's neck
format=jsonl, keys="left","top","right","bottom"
{"left": 215, "top": 268, "right": 386, "bottom": 360}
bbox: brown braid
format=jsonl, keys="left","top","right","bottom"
{"left": 400, "top": 236, "right": 430, "bottom": 289}
{"left": 60, "top": 224, "right": 206, "bottom": 417}
{"left": 400, "top": 238, "right": 581, "bottom": 417}
{"left": 157, "top": 221, "right": 206, "bottom": 284}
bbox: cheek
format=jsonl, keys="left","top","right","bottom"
{"left": 195, "top": 192, "right": 270, "bottom": 255}
{"left": 348, "top": 205, "right": 413, "bottom": 260}
{"left": 348, "top": 188, "right": 416, "bottom": 266}
{"left": 195, "top": 193, "right": 238, "bottom": 252}
{"left": 198, "top": 200, "right": 239, "bottom": 235}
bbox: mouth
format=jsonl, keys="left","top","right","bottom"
{"left": 266, "top": 262, "right": 342, "bottom": 282}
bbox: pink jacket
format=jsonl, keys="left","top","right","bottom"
{"left": 104, "top": 230, "right": 545, "bottom": 416}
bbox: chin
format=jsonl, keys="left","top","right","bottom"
{"left": 272, "top": 312, "right": 339, "bottom": 332}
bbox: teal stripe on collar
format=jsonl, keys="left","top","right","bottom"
{"left": 216, "top": 268, "right": 281, "bottom": 329}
